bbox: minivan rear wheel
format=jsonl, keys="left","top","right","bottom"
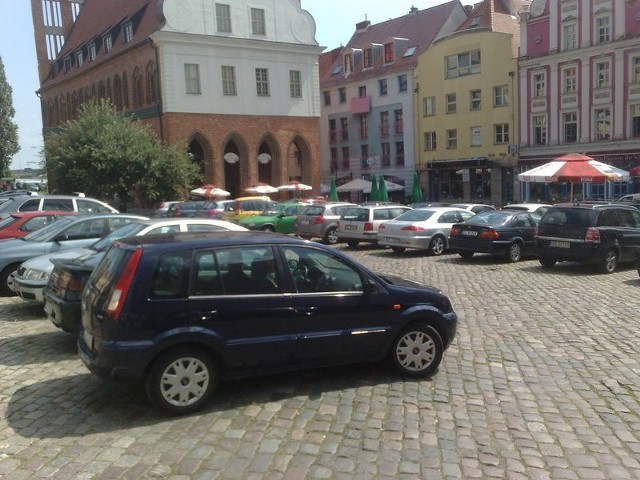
{"left": 601, "top": 249, "right": 618, "bottom": 274}
{"left": 146, "top": 348, "right": 219, "bottom": 415}
{"left": 390, "top": 324, "right": 443, "bottom": 378}
{"left": 323, "top": 227, "right": 339, "bottom": 245}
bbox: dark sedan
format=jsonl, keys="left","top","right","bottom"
{"left": 448, "top": 210, "right": 540, "bottom": 262}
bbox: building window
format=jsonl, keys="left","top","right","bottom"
{"left": 75, "top": 51, "right": 83, "bottom": 68}
{"left": 595, "top": 61, "right": 610, "bottom": 88}
{"left": 380, "top": 111, "right": 389, "bottom": 137}
{"left": 88, "top": 43, "right": 96, "bottom": 61}
{"left": 363, "top": 48, "right": 372, "bottom": 68}
{"left": 103, "top": 34, "right": 112, "bottom": 53}
{"left": 424, "top": 96, "right": 435, "bottom": 116}
{"left": 470, "top": 89, "right": 481, "bottom": 110}
{"left": 216, "top": 4, "right": 232, "bottom": 32}
{"left": 424, "top": 132, "right": 437, "bottom": 150}
{"left": 594, "top": 108, "right": 611, "bottom": 140}
{"left": 360, "top": 145, "right": 369, "bottom": 168}
{"left": 533, "top": 115, "right": 547, "bottom": 145}
{"left": 330, "top": 147, "right": 338, "bottom": 173}
{"left": 495, "top": 124, "right": 509, "bottom": 144}
{"left": 323, "top": 91, "right": 331, "bottom": 106}
{"left": 340, "top": 117, "right": 349, "bottom": 141}
{"left": 394, "top": 109, "right": 403, "bottom": 135}
{"left": 344, "top": 53, "right": 353, "bottom": 74}
{"left": 123, "top": 22, "right": 134, "bottom": 43}
{"left": 563, "top": 112, "right": 577, "bottom": 143}
{"left": 446, "top": 50, "right": 481, "bottom": 78}
{"left": 63, "top": 57, "right": 71, "bottom": 72}
{"left": 255, "top": 68, "right": 269, "bottom": 96}
{"left": 471, "top": 126, "right": 482, "bottom": 146}
{"left": 359, "top": 115, "right": 368, "bottom": 140}
{"left": 533, "top": 73, "right": 546, "bottom": 98}
{"left": 398, "top": 74, "right": 407, "bottom": 92}
{"left": 184, "top": 63, "right": 201, "bottom": 94}
{"left": 384, "top": 42, "right": 394, "bottom": 63}
{"left": 446, "top": 129, "right": 457, "bottom": 149}
{"left": 494, "top": 85, "right": 508, "bottom": 107}
{"left": 329, "top": 119, "right": 337, "bottom": 143}
{"left": 342, "top": 146, "right": 350, "bottom": 170}
{"left": 251, "top": 8, "right": 266, "bottom": 35}
{"left": 446, "top": 93, "right": 456, "bottom": 113}
{"left": 221, "top": 65, "right": 236, "bottom": 96}
{"left": 358, "top": 85, "right": 367, "bottom": 97}
{"left": 395, "top": 141, "right": 405, "bottom": 166}
{"left": 379, "top": 79, "right": 387, "bottom": 96}
{"left": 338, "top": 87, "right": 346, "bottom": 103}
{"left": 381, "top": 142, "right": 390, "bottom": 166}
{"left": 596, "top": 16, "right": 610, "bottom": 43}
{"left": 290, "top": 70, "right": 302, "bottom": 98}
{"left": 563, "top": 23, "right": 576, "bottom": 50}
{"left": 631, "top": 105, "right": 640, "bottom": 137}
{"left": 562, "top": 66, "right": 577, "bottom": 93}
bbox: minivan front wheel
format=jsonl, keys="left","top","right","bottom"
{"left": 601, "top": 249, "right": 618, "bottom": 274}
{"left": 146, "top": 348, "right": 219, "bottom": 415}
{"left": 390, "top": 324, "right": 443, "bottom": 378}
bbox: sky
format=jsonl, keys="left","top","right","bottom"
{"left": 0, "top": 0, "right": 444, "bottom": 170}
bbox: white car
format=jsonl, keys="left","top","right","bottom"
{"left": 449, "top": 203, "right": 496, "bottom": 214}
{"left": 13, "top": 218, "right": 246, "bottom": 303}
{"left": 501, "top": 203, "right": 552, "bottom": 216}
{"left": 378, "top": 207, "right": 475, "bottom": 255}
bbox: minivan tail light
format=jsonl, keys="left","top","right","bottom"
{"left": 585, "top": 227, "right": 600, "bottom": 243}
{"left": 106, "top": 248, "right": 143, "bottom": 321}
{"left": 364, "top": 222, "right": 375, "bottom": 232}
{"left": 314, "top": 215, "right": 325, "bottom": 225}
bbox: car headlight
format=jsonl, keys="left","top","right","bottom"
{"left": 23, "top": 269, "right": 50, "bottom": 281}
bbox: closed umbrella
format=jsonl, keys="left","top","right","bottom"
{"left": 329, "top": 177, "right": 339, "bottom": 201}
{"left": 411, "top": 172, "right": 423, "bottom": 203}
{"left": 378, "top": 176, "right": 389, "bottom": 202}
{"left": 369, "top": 174, "right": 379, "bottom": 201}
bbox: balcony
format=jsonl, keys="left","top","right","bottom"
{"left": 351, "top": 96, "right": 371, "bottom": 114}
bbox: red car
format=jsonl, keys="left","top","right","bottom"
{"left": 0, "top": 211, "right": 78, "bottom": 240}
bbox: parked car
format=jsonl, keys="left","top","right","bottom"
{"left": 78, "top": 231, "right": 458, "bottom": 415}
{"left": 378, "top": 207, "right": 475, "bottom": 255}
{"left": 196, "top": 200, "right": 234, "bottom": 219}
{"left": 0, "top": 211, "right": 78, "bottom": 240}
{"left": 449, "top": 203, "right": 496, "bottom": 214}
{"left": 501, "top": 203, "right": 552, "bottom": 217}
{"left": 408, "top": 202, "right": 451, "bottom": 209}
{"left": 0, "top": 213, "right": 146, "bottom": 296}
{"left": 221, "top": 196, "right": 276, "bottom": 223}
{"left": 337, "top": 204, "right": 412, "bottom": 247}
{"left": 613, "top": 194, "right": 640, "bottom": 209}
{"left": 238, "top": 201, "right": 306, "bottom": 233}
{"left": 0, "top": 194, "right": 118, "bottom": 219}
{"left": 152, "top": 200, "right": 181, "bottom": 217}
{"left": 534, "top": 203, "right": 640, "bottom": 273}
{"left": 295, "top": 202, "right": 356, "bottom": 245}
{"left": 40, "top": 218, "right": 247, "bottom": 333}
{"left": 0, "top": 189, "right": 39, "bottom": 198}
{"left": 449, "top": 209, "right": 540, "bottom": 262}
{"left": 169, "top": 200, "right": 207, "bottom": 217}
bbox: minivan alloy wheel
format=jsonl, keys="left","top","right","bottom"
{"left": 324, "top": 227, "right": 339, "bottom": 245}
{"left": 601, "top": 249, "right": 618, "bottom": 274}
{"left": 391, "top": 324, "right": 443, "bottom": 378}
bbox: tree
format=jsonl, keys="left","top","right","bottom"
{"left": 45, "top": 100, "right": 201, "bottom": 209}
{"left": 0, "top": 56, "right": 19, "bottom": 176}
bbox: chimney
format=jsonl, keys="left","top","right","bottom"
{"left": 409, "top": 6, "right": 418, "bottom": 14}
{"left": 355, "top": 20, "right": 371, "bottom": 31}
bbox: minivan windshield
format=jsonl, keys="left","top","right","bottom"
{"left": 22, "top": 216, "right": 77, "bottom": 242}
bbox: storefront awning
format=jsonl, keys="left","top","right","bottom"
{"left": 428, "top": 157, "right": 491, "bottom": 169}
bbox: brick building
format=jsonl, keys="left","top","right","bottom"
{"left": 31, "top": 0, "right": 323, "bottom": 198}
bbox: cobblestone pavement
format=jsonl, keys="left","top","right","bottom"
{"left": 1, "top": 246, "right": 640, "bottom": 479}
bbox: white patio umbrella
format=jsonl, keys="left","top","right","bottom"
{"left": 364, "top": 180, "right": 404, "bottom": 193}
{"left": 244, "top": 182, "right": 279, "bottom": 194}
{"left": 336, "top": 178, "right": 372, "bottom": 192}
{"left": 190, "top": 184, "right": 230, "bottom": 198}
{"left": 277, "top": 181, "right": 312, "bottom": 191}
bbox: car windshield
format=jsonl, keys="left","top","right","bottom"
{"left": 394, "top": 209, "right": 435, "bottom": 222}
{"left": 91, "top": 222, "right": 149, "bottom": 252}
{"left": 22, "top": 216, "right": 78, "bottom": 242}
{"left": 260, "top": 203, "right": 281, "bottom": 215}
{"left": 0, "top": 215, "right": 18, "bottom": 228}
{"left": 466, "top": 211, "right": 513, "bottom": 226}
{"left": 0, "top": 196, "right": 26, "bottom": 213}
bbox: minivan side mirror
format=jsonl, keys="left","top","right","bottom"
{"left": 363, "top": 277, "right": 378, "bottom": 294}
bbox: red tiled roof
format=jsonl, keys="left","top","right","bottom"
{"left": 320, "top": 1, "right": 464, "bottom": 88}
{"left": 42, "top": 0, "right": 162, "bottom": 88}
{"left": 455, "top": 0, "right": 524, "bottom": 36}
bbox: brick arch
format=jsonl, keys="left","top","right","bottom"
{"left": 145, "top": 61, "right": 158, "bottom": 104}
{"left": 221, "top": 132, "right": 249, "bottom": 198}
{"left": 256, "top": 133, "right": 281, "bottom": 186}
{"left": 187, "top": 132, "right": 214, "bottom": 183}
{"left": 287, "top": 135, "right": 312, "bottom": 185}
{"left": 113, "top": 74, "right": 123, "bottom": 110}
{"left": 132, "top": 67, "right": 144, "bottom": 108}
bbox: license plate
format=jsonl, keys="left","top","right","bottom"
{"left": 550, "top": 240, "right": 570, "bottom": 248}
{"left": 462, "top": 230, "right": 478, "bottom": 236}
{"left": 385, "top": 237, "right": 397, "bottom": 242}
{"left": 345, "top": 225, "right": 357, "bottom": 230}
{"left": 299, "top": 220, "right": 310, "bottom": 225}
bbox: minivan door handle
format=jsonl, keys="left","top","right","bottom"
{"left": 295, "top": 306, "right": 319, "bottom": 316}
{"left": 195, "top": 310, "right": 218, "bottom": 322}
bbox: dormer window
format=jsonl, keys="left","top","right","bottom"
{"left": 363, "top": 48, "right": 372, "bottom": 68}
{"left": 123, "top": 22, "right": 134, "bottom": 43}
{"left": 470, "top": 16, "right": 481, "bottom": 27}
{"left": 103, "top": 34, "right": 112, "bottom": 53}
{"left": 344, "top": 53, "right": 353, "bottom": 74}
{"left": 88, "top": 43, "right": 96, "bottom": 60}
{"left": 63, "top": 57, "right": 71, "bottom": 72}
{"left": 403, "top": 46, "right": 417, "bottom": 57}
{"left": 384, "top": 42, "right": 394, "bottom": 63}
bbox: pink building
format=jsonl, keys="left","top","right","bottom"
{"left": 518, "top": 0, "right": 640, "bottom": 200}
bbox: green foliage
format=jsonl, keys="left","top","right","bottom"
{"left": 45, "top": 100, "right": 200, "bottom": 205}
{"left": 0, "top": 56, "right": 20, "bottom": 176}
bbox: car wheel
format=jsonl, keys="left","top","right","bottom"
{"left": 600, "top": 249, "right": 618, "bottom": 274}
{"left": 539, "top": 258, "right": 556, "bottom": 269}
{"left": 428, "top": 235, "right": 446, "bottom": 256}
{"left": 261, "top": 225, "right": 275, "bottom": 232}
{"left": 0, "top": 263, "right": 20, "bottom": 296}
{"left": 391, "top": 247, "right": 406, "bottom": 253}
{"left": 145, "top": 348, "right": 219, "bottom": 415}
{"left": 458, "top": 251, "right": 474, "bottom": 260}
{"left": 390, "top": 324, "right": 443, "bottom": 378}
{"left": 323, "top": 227, "right": 339, "bottom": 245}
{"left": 346, "top": 240, "right": 359, "bottom": 248}
{"left": 506, "top": 242, "right": 523, "bottom": 263}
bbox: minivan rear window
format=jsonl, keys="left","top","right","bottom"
{"left": 92, "top": 243, "right": 138, "bottom": 297}
{"left": 342, "top": 208, "right": 368, "bottom": 221}
{"left": 538, "top": 209, "right": 592, "bottom": 228}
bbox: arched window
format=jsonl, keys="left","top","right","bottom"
{"left": 132, "top": 67, "right": 144, "bottom": 108}
{"left": 122, "top": 72, "right": 129, "bottom": 109}
{"left": 113, "top": 74, "right": 123, "bottom": 110}
{"left": 146, "top": 61, "right": 158, "bottom": 104}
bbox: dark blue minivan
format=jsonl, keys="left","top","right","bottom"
{"left": 78, "top": 232, "right": 458, "bottom": 415}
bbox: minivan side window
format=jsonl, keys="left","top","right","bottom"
{"left": 18, "top": 198, "right": 41, "bottom": 212}
{"left": 150, "top": 252, "right": 190, "bottom": 299}
{"left": 77, "top": 199, "right": 110, "bottom": 213}
{"left": 618, "top": 209, "right": 640, "bottom": 228}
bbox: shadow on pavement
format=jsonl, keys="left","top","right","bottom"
{"left": 0, "top": 331, "right": 77, "bottom": 366}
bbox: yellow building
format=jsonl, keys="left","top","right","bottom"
{"left": 415, "top": 0, "right": 526, "bottom": 206}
